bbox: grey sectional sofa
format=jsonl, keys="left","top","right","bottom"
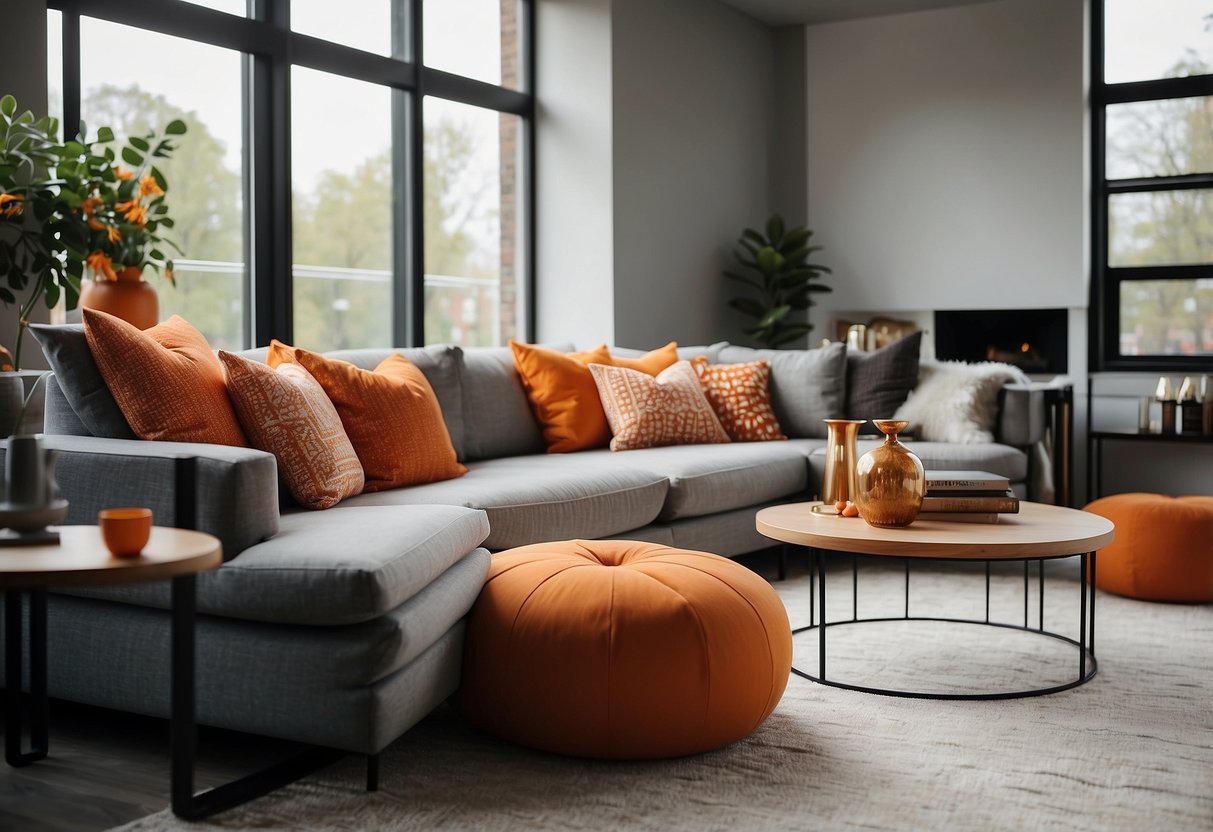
{"left": 4, "top": 338, "right": 1067, "bottom": 762}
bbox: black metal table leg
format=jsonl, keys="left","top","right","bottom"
{"left": 818, "top": 549, "right": 826, "bottom": 681}
{"left": 5, "top": 589, "right": 48, "bottom": 766}
{"left": 169, "top": 576, "right": 342, "bottom": 821}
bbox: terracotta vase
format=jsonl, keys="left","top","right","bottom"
{"left": 855, "top": 419, "right": 924, "bottom": 528}
{"left": 79, "top": 266, "right": 159, "bottom": 330}
{"left": 820, "top": 419, "right": 866, "bottom": 505}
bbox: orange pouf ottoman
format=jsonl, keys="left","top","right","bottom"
{"left": 457, "top": 539, "right": 792, "bottom": 759}
{"left": 1084, "top": 493, "right": 1213, "bottom": 602}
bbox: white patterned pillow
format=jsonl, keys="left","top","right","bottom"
{"left": 893, "top": 359, "right": 1029, "bottom": 444}
{"left": 588, "top": 360, "right": 730, "bottom": 451}
{"left": 220, "top": 352, "right": 365, "bottom": 509}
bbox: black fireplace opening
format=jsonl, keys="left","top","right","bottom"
{"left": 934, "top": 309, "right": 1068, "bottom": 374}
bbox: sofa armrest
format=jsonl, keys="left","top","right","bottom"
{"left": 31, "top": 435, "right": 280, "bottom": 560}
{"left": 997, "top": 383, "right": 1048, "bottom": 447}
{"left": 996, "top": 382, "right": 1073, "bottom": 506}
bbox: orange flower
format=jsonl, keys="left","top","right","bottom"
{"left": 0, "top": 193, "right": 24, "bottom": 218}
{"left": 86, "top": 250, "right": 117, "bottom": 282}
{"left": 81, "top": 196, "right": 105, "bottom": 229}
{"left": 114, "top": 166, "right": 135, "bottom": 181}
{"left": 138, "top": 174, "right": 163, "bottom": 197}
{"left": 105, "top": 224, "right": 122, "bottom": 244}
{"left": 116, "top": 200, "right": 148, "bottom": 227}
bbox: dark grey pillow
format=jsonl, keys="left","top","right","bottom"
{"left": 717, "top": 341, "right": 847, "bottom": 438}
{"left": 846, "top": 330, "right": 923, "bottom": 433}
{"left": 28, "top": 323, "right": 137, "bottom": 439}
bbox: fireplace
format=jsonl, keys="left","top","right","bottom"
{"left": 933, "top": 309, "right": 1068, "bottom": 374}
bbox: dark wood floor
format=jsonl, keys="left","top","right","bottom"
{"left": 0, "top": 699, "right": 299, "bottom": 831}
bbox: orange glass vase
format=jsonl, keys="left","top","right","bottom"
{"left": 79, "top": 266, "right": 159, "bottom": 330}
{"left": 855, "top": 419, "right": 925, "bottom": 528}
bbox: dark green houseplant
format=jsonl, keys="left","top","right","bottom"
{"left": 724, "top": 214, "right": 832, "bottom": 348}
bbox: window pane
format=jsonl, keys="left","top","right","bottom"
{"left": 1119, "top": 278, "right": 1213, "bottom": 355}
{"left": 79, "top": 18, "right": 246, "bottom": 349}
{"left": 1109, "top": 189, "right": 1213, "bottom": 267}
{"left": 47, "top": 11, "right": 62, "bottom": 122}
{"left": 1105, "top": 0, "right": 1213, "bottom": 84}
{"left": 1106, "top": 97, "right": 1213, "bottom": 179}
{"left": 424, "top": 98, "right": 522, "bottom": 346}
{"left": 424, "top": 0, "right": 521, "bottom": 89}
{"left": 181, "top": 0, "right": 246, "bottom": 15}
{"left": 292, "top": 0, "right": 392, "bottom": 56}
{"left": 292, "top": 68, "right": 393, "bottom": 351}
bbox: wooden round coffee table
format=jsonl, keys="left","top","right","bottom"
{"left": 756, "top": 502, "right": 1115, "bottom": 700}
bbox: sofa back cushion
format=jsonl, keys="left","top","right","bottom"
{"left": 846, "top": 330, "right": 923, "bottom": 433}
{"left": 717, "top": 342, "right": 846, "bottom": 438}
{"left": 83, "top": 310, "right": 247, "bottom": 447}
{"left": 460, "top": 345, "right": 566, "bottom": 461}
{"left": 30, "top": 323, "right": 135, "bottom": 439}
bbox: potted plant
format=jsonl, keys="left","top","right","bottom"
{"left": 724, "top": 214, "right": 832, "bottom": 348}
{"left": 58, "top": 117, "right": 187, "bottom": 329}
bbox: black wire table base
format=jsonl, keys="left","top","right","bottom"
{"left": 790, "top": 549, "right": 1098, "bottom": 701}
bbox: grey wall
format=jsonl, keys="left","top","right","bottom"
{"left": 770, "top": 25, "right": 807, "bottom": 226}
{"left": 805, "top": 0, "right": 1086, "bottom": 316}
{"left": 1, "top": 0, "right": 51, "bottom": 371}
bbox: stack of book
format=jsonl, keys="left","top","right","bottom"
{"left": 918, "top": 470, "right": 1019, "bottom": 524}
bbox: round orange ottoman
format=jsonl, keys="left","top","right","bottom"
{"left": 457, "top": 539, "right": 792, "bottom": 759}
{"left": 1084, "top": 493, "right": 1213, "bottom": 602}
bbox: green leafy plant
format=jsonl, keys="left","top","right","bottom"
{"left": 724, "top": 214, "right": 832, "bottom": 348}
{"left": 0, "top": 95, "right": 84, "bottom": 369}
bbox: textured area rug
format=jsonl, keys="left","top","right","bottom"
{"left": 115, "top": 557, "right": 1213, "bottom": 831}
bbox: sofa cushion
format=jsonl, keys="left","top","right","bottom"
{"left": 511, "top": 341, "right": 615, "bottom": 453}
{"left": 610, "top": 443, "right": 809, "bottom": 521}
{"left": 589, "top": 360, "right": 729, "bottom": 451}
{"left": 64, "top": 504, "right": 490, "bottom": 626}
{"left": 460, "top": 345, "right": 570, "bottom": 461}
{"left": 692, "top": 357, "right": 786, "bottom": 442}
{"left": 83, "top": 310, "right": 247, "bottom": 447}
{"left": 340, "top": 453, "right": 671, "bottom": 550}
{"left": 846, "top": 330, "right": 922, "bottom": 434}
{"left": 29, "top": 323, "right": 136, "bottom": 439}
{"left": 717, "top": 342, "right": 846, "bottom": 438}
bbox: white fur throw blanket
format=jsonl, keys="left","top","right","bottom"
{"left": 893, "top": 359, "right": 1029, "bottom": 444}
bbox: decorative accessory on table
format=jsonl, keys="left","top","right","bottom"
{"left": 98, "top": 507, "right": 152, "bottom": 558}
{"left": 0, "top": 434, "right": 67, "bottom": 545}
{"left": 854, "top": 419, "right": 924, "bottom": 528}
{"left": 815, "top": 418, "right": 865, "bottom": 513}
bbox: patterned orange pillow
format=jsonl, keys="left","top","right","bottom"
{"left": 267, "top": 342, "right": 466, "bottom": 492}
{"left": 588, "top": 360, "right": 730, "bottom": 451}
{"left": 219, "top": 352, "right": 364, "bottom": 509}
{"left": 691, "top": 357, "right": 787, "bottom": 442}
{"left": 82, "top": 309, "right": 247, "bottom": 446}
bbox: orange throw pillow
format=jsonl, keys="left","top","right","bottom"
{"left": 220, "top": 352, "right": 365, "bottom": 509}
{"left": 268, "top": 342, "right": 466, "bottom": 492}
{"left": 511, "top": 341, "right": 681, "bottom": 453}
{"left": 692, "top": 357, "right": 787, "bottom": 442}
{"left": 588, "top": 360, "right": 730, "bottom": 451}
{"left": 82, "top": 309, "right": 247, "bottom": 446}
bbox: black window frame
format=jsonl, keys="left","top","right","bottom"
{"left": 49, "top": 0, "right": 536, "bottom": 349}
{"left": 1090, "top": 0, "right": 1213, "bottom": 372}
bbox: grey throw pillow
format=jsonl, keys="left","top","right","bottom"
{"left": 846, "top": 330, "right": 923, "bottom": 433}
{"left": 28, "top": 323, "right": 137, "bottom": 439}
{"left": 717, "top": 341, "right": 847, "bottom": 438}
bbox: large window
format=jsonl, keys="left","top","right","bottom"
{"left": 48, "top": 0, "right": 532, "bottom": 350}
{"left": 1093, "top": 1, "right": 1213, "bottom": 369}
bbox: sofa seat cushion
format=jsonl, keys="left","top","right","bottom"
{"left": 609, "top": 443, "right": 810, "bottom": 521}
{"left": 63, "top": 505, "right": 490, "bottom": 626}
{"left": 341, "top": 454, "right": 671, "bottom": 550}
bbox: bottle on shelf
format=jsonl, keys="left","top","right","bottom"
{"left": 1178, "top": 377, "right": 1202, "bottom": 435}
{"left": 1156, "top": 376, "right": 1177, "bottom": 435}
{"left": 1202, "top": 376, "right": 1213, "bottom": 437}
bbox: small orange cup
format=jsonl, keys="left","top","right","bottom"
{"left": 99, "top": 508, "right": 153, "bottom": 558}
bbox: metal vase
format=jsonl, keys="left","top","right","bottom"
{"left": 821, "top": 419, "right": 866, "bottom": 504}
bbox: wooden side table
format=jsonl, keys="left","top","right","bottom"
{"left": 0, "top": 525, "right": 224, "bottom": 815}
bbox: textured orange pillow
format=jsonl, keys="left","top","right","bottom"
{"left": 588, "top": 360, "right": 729, "bottom": 451}
{"left": 691, "top": 357, "right": 787, "bottom": 442}
{"left": 510, "top": 341, "right": 614, "bottom": 453}
{"left": 267, "top": 342, "right": 466, "bottom": 491}
{"left": 219, "top": 352, "right": 364, "bottom": 509}
{"left": 82, "top": 309, "right": 246, "bottom": 446}
{"left": 611, "top": 341, "right": 679, "bottom": 375}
